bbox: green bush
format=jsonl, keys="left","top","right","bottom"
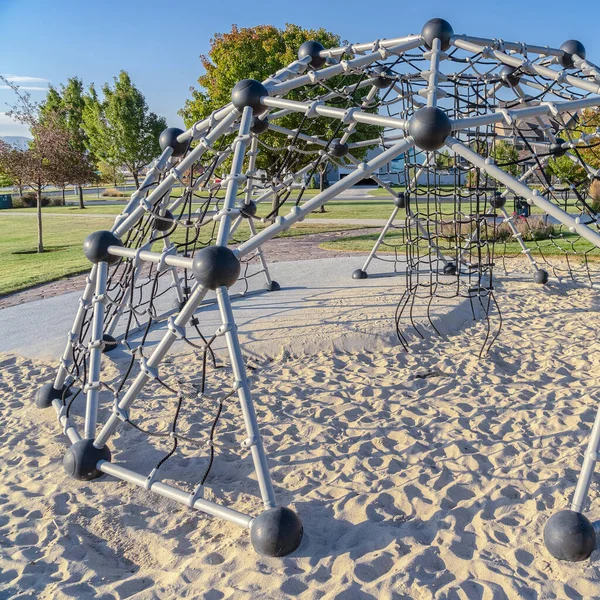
{"left": 13, "top": 193, "right": 52, "bottom": 208}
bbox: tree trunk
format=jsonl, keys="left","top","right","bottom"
{"left": 132, "top": 170, "right": 140, "bottom": 188}
{"left": 78, "top": 185, "right": 85, "bottom": 209}
{"left": 62, "top": 188, "right": 66, "bottom": 206}
{"left": 36, "top": 184, "right": 44, "bottom": 253}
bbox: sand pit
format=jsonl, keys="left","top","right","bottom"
{"left": 2, "top": 274, "right": 600, "bottom": 599}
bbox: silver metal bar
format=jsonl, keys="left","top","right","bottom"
{"left": 93, "top": 284, "right": 209, "bottom": 449}
{"left": 572, "top": 397, "right": 600, "bottom": 513}
{"left": 446, "top": 136, "right": 600, "bottom": 250}
{"left": 261, "top": 96, "right": 407, "bottom": 131}
{"left": 98, "top": 460, "right": 252, "bottom": 528}
{"left": 360, "top": 205, "right": 401, "bottom": 272}
{"left": 451, "top": 34, "right": 565, "bottom": 59}
{"left": 319, "top": 34, "right": 422, "bottom": 59}
{"left": 215, "top": 287, "right": 276, "bottom": 508}
{"left": 84, "top": 261, "right": 108, "bottom": 439}
{"left": 425, "top": 37, "right": 442, "bottom": 108}
{"left": 217, "top": 106, "right": 254, "bottom": 246}
{"left": 51, "top": 398, "right": 81, "bottom": 444}
{"left": 53, "top": 265, "right": 98, "bottom": 390}
{"left": 107, "top": 246, "right": 194, "bottom": 270}
{"left": 114, "top": 111, "right": 239, "bottom": 238}
{"left": 235, "top": 137, "right": 415, "bottom": 258}
{"left": 247, "top": 218, "right": 273, "bottom": 287}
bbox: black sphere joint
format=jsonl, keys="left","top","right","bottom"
{"left": 330, "top": 139, "right": 349, "bottom": 158}
{"left": 231, "top": 79, "right": 268, "bottom": 113}
{"left": 500, "top": 65, "right": 521, "bottom": 88}
{"left": 534, "top": 269, "right": 549, "bottom": 285}
{"left": 250, "top": 507, "right": 303, "bottom": 557}
{"left": 443, "top": 262, "right": 457, "bottom": 276}
{"left": 265, "top": 280, "right": 281, "bottom": 292}
{"left": 490, "top": 193, "right": 506, "bottom": 209}
{"left": 408, "top": 107, "right": 452, "bottom": 151}
{"left": 250, "top": 116, "right": 269, "bottom": 135}
{"left": 102, "top": 334, "right": 118, "bottom": 353}
{"left": 352, "top": 269, "right": 368, "bottom": 280}
{"left": 83, "top": 230, "right": 123, "bottom": 265}
{"left": 421, "top": 18, "right": 454, "bottom": 51}
{"left": 550, "top": 138, "right": 567, "bottom": 157}
{"left": 153, "top": 210, "right": 175, "bottom": 232}
{"left": 544, "top": 509, "right": 596, "bottom": 561}
{"left": 560, "top": 40, "right": 586, "bottom": 68}
{"left": 35, "top": 383, "right": 71, "bottom": 409}
{"left": 240, "top": 201, "right": 257, "bottom": 219}
{"left": 394, "top": 193, "right": 406, "bottom": 209}
{"left": 371, "top": 65, "right": 394, "bottom": 89}
{"left": 159, "top": 127, "right": 188, "bottom": 157}
{"left": 63, "top": 439, "right": 111, "bottom": 481}
{"left": 298, "top": 40, "right": 326, "bottom": 69}
{"left": 192, "top": 246, "right": 241, "bottom": 290}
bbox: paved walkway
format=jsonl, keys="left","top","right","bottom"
{"left": 0, "top": 256, "right": 463, "bottom": 362}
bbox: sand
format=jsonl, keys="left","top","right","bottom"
{"left": 2, "top": 275, "right": 600, "bottom": 599}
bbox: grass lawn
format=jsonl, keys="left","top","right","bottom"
{"left": 319, "top": 230, "right": 599, "bottom": 258}
{"left": 0, "top": 214, "right": 370, "bottom": 296}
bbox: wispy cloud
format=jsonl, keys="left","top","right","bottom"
{"left": 0, "top": 112, "right": 30, "bottom": 137}
{"left": 0, "top": 74, "right": 50, "bottom": 91}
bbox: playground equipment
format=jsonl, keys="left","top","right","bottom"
{"left": 35, "top": 18, "right": 600, "bottom": 560}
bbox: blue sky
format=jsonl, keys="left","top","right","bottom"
{"left": 1, "top": 0, "right": 598, "bottom": 136}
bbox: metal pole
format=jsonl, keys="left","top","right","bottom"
{"left": 216, "top": 287, "right": 276, "bottom": 508}
{"left": 84, "top": 261, "right": 109, "bottom": 439}
{"left": 247, "top": 218, "right": 274, "bottom": 288}
{"left": 572, "top": 398, "right": 600, "bottom": 513}
{"left": 360, "top": 205, "right": 401, "bottom": 273}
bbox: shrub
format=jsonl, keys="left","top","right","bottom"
{"left": 16, "top": 193, "right": 52, "bottom": 208}
{"left": 102, "top": 188, "right": 128, "bottom": 197}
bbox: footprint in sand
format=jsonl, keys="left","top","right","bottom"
{"left": 354, "top": 554, "right": 394, "bottom": 583}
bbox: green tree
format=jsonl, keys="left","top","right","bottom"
{"left": 546, "top": 154, "right": 586, "bottom": 186}
{"left": 0, "top": 168, "right": 12, "bottom": 188}
{"left": 491, "top": 140, "right": 519, "bottom": 178}
{"left": 180, "top": 23, "right": 381, "bottom": 210}
{"left": 82, "top": 71, "right": 166, "bottom": 187}
{"left": 41, "top": 77, "right": 89, "bottom": 207}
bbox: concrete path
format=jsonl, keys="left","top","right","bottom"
{"left": 0, "top": 256, "right": 465, "bottom": 364}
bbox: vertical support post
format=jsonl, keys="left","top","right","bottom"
{"left": 84, "top": 261, "right": 109, "bottom": 439}
{"left": 53, "top": 265, "right": 98, "bottom": 390}
{"left": 572, "top": 400, "right": 600, "bottom": 513}
{"left": 216, "top": 287, "right": 276, "bottom": 508}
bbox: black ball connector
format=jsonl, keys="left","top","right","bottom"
{"left": 250, "top": 116, "right": 269, "bottom": 135}
{"left": 83, "top": 230, "right": 123, "bottom": 265}
{"left": 298, "top": 40, "right": 326, "bottom": 70}
{"left": 421, "top": 18, "right": 454, "bottom": 52}
{"left": 443, "top": 262, "right": 457, "bottom": 276}
{"left": 192, "top": 246, "right": 241, "bottom": 290}
{"left": 250, "top": 507, "right": 303, "bottom": 557}
{"left": 102, "top": 334, "right": 118, "bottom": 353}
{"left": 330, "top": 139, "right": 349, "bottom": 158}
{"left": 352, "top": 269, "right": 368, "bottom": 280}
{"left": 265, "top": 280, "right": 281, "bottom": 292}
{"left": 231, "top": 79, "right": 269, "bottom": 113}
{"left": 153, "top": 209, "right": 175, "bottom": 232}
{"left": 560, "top": 40, "right": 586, "bottom": 69}
{"left": 490, "top": 193, "right": 506, "bottom": 209}
{"left": 35, "top": 383, "right": 72, "bottom": 409}
{"left": 408, "top": 107, "right": 452, "bottom": 151}
{"left": 63, "top": 439, "right": 111, "bottom": 481}
{"left": 240, "top": 200, "right": 257, "bottom": 219}
{"left": 544, "top": 509, "right": 596, "bottom": 561}
{"left": 371, "top": 65, "right": 394, "bottom": 90}
{"left": 499, "top": 65, "right": 521, "bottom": 88}
{"left": 534, "top": 269, "right": 549, "bottom": 285}
{"left": 394, "top": 193, "right": 406, "bottom": 209}
{"left": 550, "top": 138, "right": 567, "bottom": 157}
{"left": 158, "top": 127, "right": 188, "bottom": 158}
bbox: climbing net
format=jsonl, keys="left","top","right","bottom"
{"left": 37, "top": 19, "right": 600, "bottom": 559}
